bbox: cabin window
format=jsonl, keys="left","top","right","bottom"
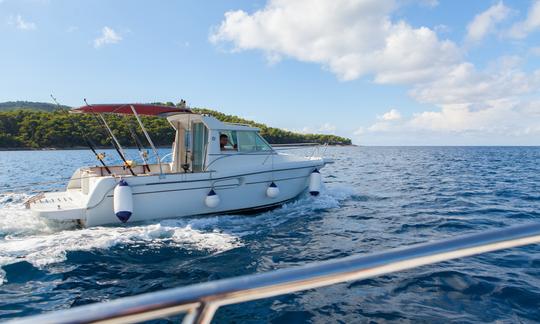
{"left": 219, "top": 131, "right": 238, "bottom": 151}
{"left": 237, "top": 131, "right": 272, "bottom": 152}
{"left": 192, "top": 122, "right": 208, "bottom": 172}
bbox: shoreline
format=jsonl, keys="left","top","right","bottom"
{"left": 0, "top": 146, "right": 171, "bottom": 151}
{"left": 0, "top": 144, "right": 357, "bottom": 151}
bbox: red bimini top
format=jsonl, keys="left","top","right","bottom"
{"left": 70, "top": 104, "right": 191, "bottom": 116}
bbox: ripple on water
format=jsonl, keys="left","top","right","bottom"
{"left": 1, "top": 147, "right": 540, "bottom": 322}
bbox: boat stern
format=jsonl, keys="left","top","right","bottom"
{"left": 26, "top": 190, "right": 86, "bottom": 223}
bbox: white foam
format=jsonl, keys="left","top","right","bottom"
{"left": 0, "top": 221, "right": 243, "bottom": 272}
{"left": 0, "top": 257, "right": 7, "bottom": 285}
{"left": 0, "top": 194, "right": 243, "bottom": 284}
{"left": 0, "top": 193, "right": 60, "bottom": 238}
{"left": 0, "top": 184, "right": 354, "bottom": 285}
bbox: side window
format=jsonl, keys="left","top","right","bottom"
{"left": 184, "top": 130, "right": 191, "bottom": 151}
{"left": 237, "top": 131, "right": 273, "bottom": 152}
{"left": 237, "top": 131, "right": 256, "bottom": 152}
{"left": 255, "top": 133, "right": 272, "bottom": 151}
{"left": 219, "top": 131, "right": 237, "bottom": 151}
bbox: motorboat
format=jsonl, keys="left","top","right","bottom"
{"left": 26, "top": 103, "right": 331, "bottom": 227}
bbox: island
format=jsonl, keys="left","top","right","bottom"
{"left": 0, "top": 101, "right": 351, "bottom": 149}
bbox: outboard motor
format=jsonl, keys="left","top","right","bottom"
{"left": 309, "top": 169, "right": 321, "bottom": 196}
{"left": 114, "top": 179, "right": 133, "bottom": 223}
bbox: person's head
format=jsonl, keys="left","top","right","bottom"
{"left": 220, "top": 134, "right": 228, "bottom": 148}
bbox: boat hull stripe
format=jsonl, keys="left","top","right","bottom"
{"left": 106, "top": 175, "right": 310, "bottom": 197}
{"left": 144, "top": 165, "right": 317, "bottom": 186}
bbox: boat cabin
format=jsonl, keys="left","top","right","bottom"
{"left": 70, "top": 103, "right": 274, "bottom": 179}
{"left": 167, "top": 113, "right": 273, "bottom": 173}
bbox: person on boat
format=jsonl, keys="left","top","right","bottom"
{"left": 220, "top": 134, "right": 237, "bottom": 151}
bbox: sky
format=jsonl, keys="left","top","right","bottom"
{"left": 1, "top": 0, "right": 540, "bottom": 145}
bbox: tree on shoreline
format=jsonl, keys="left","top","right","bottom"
{"left": 0, "top": 105, "right": 351, "bottom": 149}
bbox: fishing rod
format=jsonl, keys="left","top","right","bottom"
{"left": 50, "top": 95, "right": 112, "bottom": 175}
{"left": 84, "top": 99, "right": 136, "bottom": 176}
{"left": 125, "top": 115, "right": 151, "bottom": 172}
{"left": 182, "top": 114, "right": 191, "bottom": 172}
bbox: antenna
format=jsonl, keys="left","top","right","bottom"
{"left": 50, "top": 94, "right": 61, "bottom": 107}
{"left": 50, "top": 94, "right": 112, "bottom": 174}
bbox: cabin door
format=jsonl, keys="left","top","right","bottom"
{"left": 191, "top": 122, "right": 208, "bottom": 172}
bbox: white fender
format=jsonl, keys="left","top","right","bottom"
{"left": 266, "top": 182, "right": 280, "bottom": 198}
{"left": 309, "top": 169, "right": 321, "bottom": 196}
{"left": 205, "top": 189, "right": 220, "bottom": 208}
{"left": 114, "top": 179, "right": 133, "bottom": 223}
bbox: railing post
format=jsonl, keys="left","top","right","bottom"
{"left": 188, "top": 302, "right": 218, "bottom": 324}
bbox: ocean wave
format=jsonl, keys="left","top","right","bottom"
{"left": 0, "top": 184, "right": 353, "bottom": 286}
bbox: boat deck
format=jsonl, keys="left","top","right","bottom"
{"left": 28, "top": 190, "right": 86, "bottom": 221}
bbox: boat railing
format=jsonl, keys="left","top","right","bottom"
{"left": 8, "top": 222, "right": 540, "bottom": 324}
{"left": 204, "top": 150, "right": 278, "bottom": 171}
{"left": 160, "top": 152, "right": 174, "bottom": 163}
{"left": 271, "top": 143, "right": 320, "bottom": 147}
{"left": 223, "top": 122, "right": 253, "bottom": 127}
{"left": 309, "top": 142, "right": 328, "bottom": 159}
{"left": 23, "top": 192, "right": 45, "bottom": 209}
{"left": 271, "top": 143, "right": 328, "bottom": 159}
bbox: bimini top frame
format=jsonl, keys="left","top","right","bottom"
{"left": 71, "top": 103, "right": 192, "bottom": 116}
{"left": 71, "top": 102, "right": 193, "bottom": 177}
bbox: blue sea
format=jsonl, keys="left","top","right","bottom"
{"left": 1, "top": 146, "right": 540, "bottom": 323}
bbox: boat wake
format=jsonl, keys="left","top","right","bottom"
{"left": 0, "top": 185, "right": 354, "bottom": 285}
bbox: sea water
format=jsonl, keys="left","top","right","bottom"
{"left": 1, "top": 147, "right": 540, "bottom": 322}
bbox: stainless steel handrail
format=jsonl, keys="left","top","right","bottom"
{"left": 204, "top": 150, "right": 277, "bottom": 171}
{"left": 160, "top": 152, "right": 174, "bottom": 163}
{"left": 9, "top": 223, "right": 540, "bottom": 324}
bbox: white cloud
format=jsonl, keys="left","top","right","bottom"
{"left": 357, "top": 99, "right": 540, "bottom": 145}
{"left": 367, "top": 109, "right": 402, "bottom": 132}
{"left": 356, "top": 55, "right": 540, "bottom": 144}
{"left": 530, "top": 46, "right": 540, "bottom": 56}
{"left": 409, "top": 102, "right": 514, "bottom": 133}
{"left": 379, "top": 109, "right": 402, "bottom": 121}
{"left": 296, "top": 123, "right": 337, "bottom": 134}
{"left": 368, "top": 121, "right": 392, "bottom": 132}
{"left": 8, "top": 14, "right": 36, "bottom": 30}
{"left": 410, "top": 57, "right": 540, "bottom": 106}
{"left": 417, "top": 0, "right": 438, "bottom": 7}
{"left": 434, "top": 24, "right": 450, "bottom": 34}
{"left": 93, "top": 26, "right": 122, "bottom": 48}
{"left": 353, "top": 127, "right": 365, "bottom": 136}
{"left": 507, "top": 0, "right": 540, "bottom": 39}
{"left": 212, "top": 0, "right": 540, "bottom": 145}
{"left": 211, "top": 0, "right": 460, "bottom": 84}
{"left": 318, "top": 123, "right": 337, "bottom": 133}
{"left": 466, "top": 1, "right": 510, "bottom": 42}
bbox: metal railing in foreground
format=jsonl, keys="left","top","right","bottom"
{"left": 9, "top": 223, "right": 540, "bottom": 324}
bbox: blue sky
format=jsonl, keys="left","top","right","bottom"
{"left": 1, "top": 0, "right": 540, "bottom": 145}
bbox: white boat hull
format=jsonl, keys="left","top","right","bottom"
{"left": 29, "top": 161, "right": 324, "bottom": 227}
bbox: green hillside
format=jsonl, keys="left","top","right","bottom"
{"left": 0, "top": 101, "right": 69, "bottom": 112}
{"left": 0, "top": 101, "right": 351, "bottom": 148}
